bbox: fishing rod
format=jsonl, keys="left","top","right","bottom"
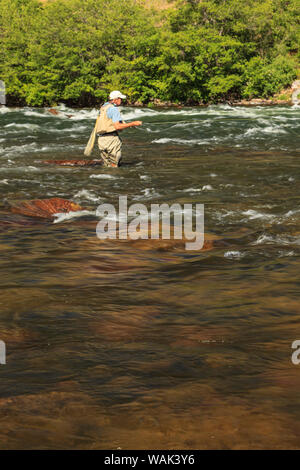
{"left": 134, "top": 119, "right": 200, "bottom": 126}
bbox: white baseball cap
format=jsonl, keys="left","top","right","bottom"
{"left": 109, "top": 90, "right": 127, "bottom": 100}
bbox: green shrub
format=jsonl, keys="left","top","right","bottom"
{"left": 242, "top": 55, "right": 297, "bottom": 98}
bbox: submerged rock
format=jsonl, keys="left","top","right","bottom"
{"left": 43, "top": 159, "right": 103, "bottom": 166}
{"left": 9, "top": 197, "right": 84, "bottom": 220}
{"left": 127, "top": 236, "right": 224, "bottom": 252}
{"left": 48, "top": 108, "right": 60, "bottom": 116}
{"left": 47, "top": 109, "right": 73, "bottom": 118}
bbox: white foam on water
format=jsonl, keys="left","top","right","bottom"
{"left": 152, "top": 138, "right": 173, "bottom": 144}
{"left": 122, "top": 107, "right": 159, "bottom": 120}
{"left": 1, "top": 165, "right": 39, "bottom": 173}
{"left": 278, "top": 250, "right": 295, "bottom": 257}
{"left": 273, "top": 116, "right": 289, "bottom": 122}
{"left": 210, "top": 173, "right": 217, "bottom": 177}
{"left": 64, "top": 108, "right": 99, "bottom": 121}
{"left": 252, "top": 234, "right": 275, "bottom": 244}
{"left": 159, "top": 108, "right": 206, "bottom": 117}
{"left": 122, "top": 107, "right": 210, "bottom": 120}
{"left": 243, "top": 128, "right": 261, "bottom": 137}
{"left": 40, "top": 146, "right": 56, "bottom": 152}
{"left": 23, "top": 142, "right": 83, "bottom": 153}
{"left": 73, "top": 189, "right": 101, "bottom": 203}
{"left": 224, "top": 251, "right": 245, "bottom": 259}
{"left": 284, "top": 208, "right": 300, "bottom": 218}
{"left": 67, "top": 134, "right": 80, "bottom": 138}
{"left": 242, "top": 209, "right": 275, "bottom": 221}
{"left": 64, "top": 125, "right": 88, "bottom": 132}
{"left": 214, "top": 210, "right": 236, "bottom": 220}
{"left": 0, "top": 106, "right": 12, "bottom": 114}
{"left": 182, "top": 187, "right": 203, "bottom": 193}
{"left": 243, "top": 126, "right": 287, "bottom": 138}
{"left": 262, "top": 126, "right": 287, "bottom": 135}
{"left": 170, "top": 121, "right": 205, "bottom": 130}
{"left": 134, "top": 187, "right": 160, "bottom": 200}
{"left": 46, "top": 104, "right": 99, "bottom": 121}
{"left": 257, "top": 118, "right": 270, "bottom": 125}
{"left": 23, "top": 109, "right": 50, "bottom": 118}
{"left": 0, "top": 179, "right": 9, "bottom": 184}
{"left": 140, "top": 175, "right": 149, "bottom": 180}
{"left": 0, "top": 142, "right": 39, "bottom": 157}
{"left": 46, "top": 125, "right": 88, "bottom": 134}
{"left": 53, "top": 209, "right": 96, "bottom": 224}
{"left": 27, "top": 166, "right": 40, "bottom": 172}
{"left": 4, "top": 123, "right": 40, "bottom": 131}
{"left": 205, "top": 105, "right": 259, "bottom": 119}
{"left": 182, "top": 185, "right": 213, "bottom": 192}
{"left": 152, "top": 137, "right": 207, "bottom": 146}
{"left": 90, "top": 174, "right": 116, "bottom": 180}
{"left": 259, "top": 203, "right": 276, "bottom": 209}
{"left": 143, "top": 188, "right": 160, "bottom": 198}
{"left": 57, "top": 103, "right": 68, "bottom": 111}
{"left": 21, "top": 106, "right": 96, "bottom": 121}
{"left": 252, "top": 234, "right": 300, "bottom": 246}
{"left": 9, "top": 178, "right": 41, "bottom": 184}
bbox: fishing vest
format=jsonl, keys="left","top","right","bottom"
{"left": 96, "top": 104, "right": 117, "bottom": 135}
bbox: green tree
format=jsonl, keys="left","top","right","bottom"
{"left": 0, "top": 0, "right": 42, "bottom": 104}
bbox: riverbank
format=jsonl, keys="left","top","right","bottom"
{"left": 232, "top": 80, "right": 300, "bottom": 106}
{"left": 4, "top": 81, "right": 299, "bottom": 110}
{"left": 134, "top": 80, "right": 300, "bottom": 108}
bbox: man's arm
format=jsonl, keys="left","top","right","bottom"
{"left": 114, "top": 120, "right": 142, "bottom": 130}
{"left": 107, "top": 105, "right": 142, "bottom": 130}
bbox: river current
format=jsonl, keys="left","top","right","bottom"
{"left": 0, "top": 103, "right": 300, "bottom": 449}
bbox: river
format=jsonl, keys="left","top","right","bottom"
{"left": 0, "top": 103, "right": 300, "bottom": 449}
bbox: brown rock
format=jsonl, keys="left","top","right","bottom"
{"left": 9, "top": 197, "right": 84, "bottom": 220}
{"left": 43, "top": 159, "right": 103, "bottom": 167}
{"left": 48, "top": 108, "right": 59, "bottom": 116}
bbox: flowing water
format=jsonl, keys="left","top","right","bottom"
{"left": 0, "top": 103, "right": 300, "bottom": 449}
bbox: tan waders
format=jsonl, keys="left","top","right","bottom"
{"left": 96, "top": 104, "right": 122, "bottom": 167}
{"left": 97, "top": 134, "right": 122, "bottom": 167}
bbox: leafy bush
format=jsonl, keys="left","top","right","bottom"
{"left": 242, "top": 55, "right": 297, "bottom": 98}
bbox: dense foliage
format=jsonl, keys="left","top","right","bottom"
{"left": 0, "top": 0, "right": 299, "bottom": 106}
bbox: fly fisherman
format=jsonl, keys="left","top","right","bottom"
{"left": 96, "top": 91, "right": 142, "bottom": 167}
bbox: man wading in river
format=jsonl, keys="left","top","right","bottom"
{"left": 96, "top": 91, "right": 142, "bottom": 167}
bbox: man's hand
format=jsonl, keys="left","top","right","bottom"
{"left": 132, "top": 121, "right": 142, "bottom": 127}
